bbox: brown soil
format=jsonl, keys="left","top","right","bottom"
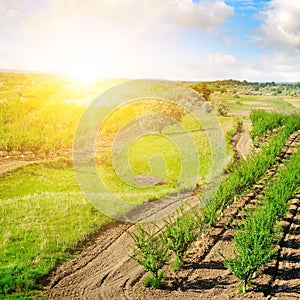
{"left": 231, "top": 119, "right": 253, "bottom": 160}
{"left": 46, "top": 130, "right": 300, "bottom": 299}
{"left": 229, "top": 110, "right": 250, "bottom": 117}
{"left": 282, "top": 97, "right": 300, "bottom": 109}
{"left": 0, "top": 157, "right": 37, "bottom": 177}
{"left": 243, "top": 101, "right": 270, "bottom": 107}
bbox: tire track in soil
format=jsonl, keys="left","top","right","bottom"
{"left": 47, "top": 130, "right": 300, "bottom": 300}
{"left": 47, "top": 193, "right": 198, "bottom": 299}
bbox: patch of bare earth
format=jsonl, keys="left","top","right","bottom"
{"left": 0, "top": 157, "right": 37, "bottom": 177}
{"left": 284, "top": 98, "right": 300, "bottom": 109}
{"left": 243, "top": 101, "right": 270, "bottom": 107}
{"left": 231, "top": 119, "right": 253, "bottom": 160}
{"left": 45, "top": 130, "right": 300, "bottom": 300}
{"left": 229, "top": 110, "right": 250, "bottom": 117}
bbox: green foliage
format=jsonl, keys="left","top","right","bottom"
{"left": 0, "top": 100, "right": 82, "bottom": 157}
{"left": 163, "top": 209, "right": 199, "bottom": 271}
{"left": 128, "top": 224, "right": 169, "bottom": 288}
{"left": 200, "top": 111, "right": 300, "bottom": 229}
{"left": 139, "top": 100, "right": 186, "bottom": 134}
{"left": 220, "top": 208, "right": 279, "bottom": 293}
{"left": 250, "top": 110, "right": 284, "bottom": 139}
{"left": 216, "top": 102, "right": 229, "bottom": 117}
{"left": 144, "top": 271, "right": 164, "bottom": 288}
{"left": 220, "top": 145, "right": 300, "bottom": 293}
{"left": 189, "top": 82, "right": 212, "bottom": 101}
{"left": 0, "top": 162, "right": 109, "bottom": 296}
{"left": 0, "top": 73, "right": 88, "bottom": 157}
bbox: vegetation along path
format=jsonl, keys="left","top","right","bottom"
{"left": 47, "top": 129, "right": 300, "bottom": 299}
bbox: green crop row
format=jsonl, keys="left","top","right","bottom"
{"left": 128, "top": 208, "right": 200, "bottom": 288}
{"left": 250, "top": 109, "right": 285, "bottom": 139}
{"left": 129, "top": 111, "right": 300, "bottom": 288}
{"left": 221, "top": 145, "right": 300, "bottom": 293}
{"left": 200, "top": 112, "right": 300, "bottom": 228}
{"left": 0, "top": 101, "right": 82, "bottom": 157}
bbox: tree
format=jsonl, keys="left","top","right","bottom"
{"left": 139, "top": 100, "right": 186, "bottom": 134}
{"left": 219, "top": 209, "right": 278, "bottom": 293}
{"left": 128, "top": 224, "right": 169, "bottom": 288}
{"left": 190, "top": 82, "right": 212, "bottom": 101}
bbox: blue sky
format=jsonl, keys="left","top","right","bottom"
{"left": 0, "top": 0, "right": 300, "bottom": 82}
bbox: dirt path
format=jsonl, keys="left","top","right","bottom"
{"left": 231, "top": 119, "right": 253, "bottom": 160}
{"left": 47, "top": 130, "right": 300, "bottom": 299}
{"left": 0, "top": 158, "right": 34, "bottom": 177}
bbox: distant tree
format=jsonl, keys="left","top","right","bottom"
{"left": 139, "top": 100, "right": 186, "bottom": 134}
{"left": 190, "top": 82, "right": 212, "bottom": 101}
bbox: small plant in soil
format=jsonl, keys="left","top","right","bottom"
{"left": 163, "top": 208, "right": 199, "bottom": 271}
{"left": 219, "top": 208, "right": 279, "bottom": 293}
{"left": 128, "top": 223, "right": 169, "bottom": 288}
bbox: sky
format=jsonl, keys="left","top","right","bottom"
{"left": 0, "top": 0, "right": 300, "bottom": 82}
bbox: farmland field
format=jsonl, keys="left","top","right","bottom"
{"left": 0, "top": 73, "right": 300, "bottom": 299}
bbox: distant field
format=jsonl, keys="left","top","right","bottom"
{"left": 214, "top": 93, "right": 300, "bottom": 116}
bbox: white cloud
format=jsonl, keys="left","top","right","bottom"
{"left": 248, "top": 0, "right": 300, "bottom": 82}
{"left": 209, "top": 52, "right": 237, "bottom": 65}
{"left": 0, "top": 0, "right": 234, "bottom": 78}
{"left": 0, "top": 0, "right": 234, "bottom": 34}
{"left": 259, "top": 0, "right": 300, "bottom": 52}
{"left": 54, "top": 0, "right": 233, "bottom": 29}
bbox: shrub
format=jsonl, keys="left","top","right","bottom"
{"left": 163, "top": 209, "right": 199, "bottom": 271}
{"left": 219, "top": 207, "right": 279, "bottom": 293}
{"left": 128, "top": 224, "right": 169, "bottom": 288}
{"left": 217, "top": 102, "right": 229, "bottom": 116}
{"left": 220, "top": 145, "right": 300, "bottom": 293}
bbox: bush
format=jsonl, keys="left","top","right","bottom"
{"left": 217, "top": 102, "right": 229, "bottom": 116}
{"left": 219, "top": 207, "right": 279, "bottom": 293}
{"left": 163, "top": 209, "right": 199, "bottom": 271}
{"left": 220, "top": 145, "right": 300, "bottom": 293}
{"left": 128, "top": 224, "right": 169, "bottom": 288}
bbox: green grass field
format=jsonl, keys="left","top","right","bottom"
{"left": 0, "top": 160, "right": 110, "bottom": 295}
{"left": 0, "top": 114, "right": 232, "bottom": 295}
{"left": 215, "top": 94, "right": 299, "bottom": 115}
{"left": 3, "top": 74, "right": 297, "bottom": 297}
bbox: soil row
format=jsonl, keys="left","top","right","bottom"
{"left": 47, "top": 130, "right": 300, "bottom": 299}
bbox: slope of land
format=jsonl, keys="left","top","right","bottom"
{"left": 47, "top": 130, "right": 300, "bottom": 299}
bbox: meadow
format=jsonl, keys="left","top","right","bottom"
{"left": 1, "top": 73, "right": 300, "bottom": 298}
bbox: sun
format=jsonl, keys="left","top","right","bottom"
{"left": 65, "top": 63, "right": 101, "bottom": 83}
